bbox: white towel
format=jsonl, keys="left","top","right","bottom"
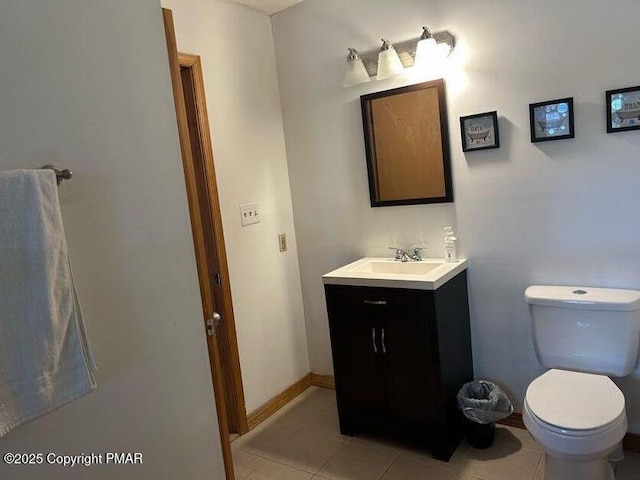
{"left": 0, "top": 169, "right": 96, "bottom": 437}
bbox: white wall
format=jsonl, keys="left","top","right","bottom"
{"left": 272, "top": 0, "right": 640, "bottom": 433}
{"left": 161, "top": 0, "right": 309, "bottom": 413}
{"left": 0, "top": 1, "right": 224, "bottom": 478}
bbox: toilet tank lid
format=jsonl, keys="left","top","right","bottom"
{"left": 525, "top": 285, "right": 640, "bottom": 311}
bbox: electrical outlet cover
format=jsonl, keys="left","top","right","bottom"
{"left": 278, "top": 233, "right": 287, "bottom": 252}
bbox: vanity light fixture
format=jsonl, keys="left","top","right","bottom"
{"left": 376, "top": 39, "right": 405, "bottom": 80}
{"left": 342, "top": 27, "right": 455, "bottom": 87}
{"left": 413, "top": 27, "right": 439, "bottom": 71}
{"left": 343, "top": 48, "right": 371, "bottom": 87}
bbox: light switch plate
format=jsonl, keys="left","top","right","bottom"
{"left": 240, "top": 202, "right": 260, "bottom": 227}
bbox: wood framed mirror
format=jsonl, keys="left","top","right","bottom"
{"left": 361, "top": 79, "right": 453, "bottom": 207}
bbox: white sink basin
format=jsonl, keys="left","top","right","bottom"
{"left": 323, "top": 257, "right": 467, "bottom": 290}
{"left": 350, "top": 260, "right": 443, "bottom": 275}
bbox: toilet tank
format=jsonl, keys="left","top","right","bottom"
{"left": 525, "top": 285, "right": 640, "bottom": 377}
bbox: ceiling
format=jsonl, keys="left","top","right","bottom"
{"left": 228, "top": 0, "right": 305, "bottom": 15}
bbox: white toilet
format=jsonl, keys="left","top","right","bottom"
{"left": 523, "top": 285, "right": 640, "bottom": 480}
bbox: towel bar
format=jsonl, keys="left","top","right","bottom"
{"left": 42, "top": 165, "right": 73, "bottom": 185}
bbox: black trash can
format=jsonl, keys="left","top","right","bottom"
{"left": 465, "top": 418, "right": 496, "bottom": 449}
{"left": 457, "top": 380, "right": 513, "bottom": 449}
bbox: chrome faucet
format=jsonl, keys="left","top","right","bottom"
{"left": 389, "top": 246, "right": 427, "bottom": 262}
{"left": 389, "top": 247, "right": 411, "bottom": 262}
{"left": 411, "top": 247, "right": 427, "bottom": 261}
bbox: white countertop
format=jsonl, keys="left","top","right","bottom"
{"left": 322, "top": 257, "right": 468, "bottom": 290}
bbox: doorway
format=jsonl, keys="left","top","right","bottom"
{"left": 163, "top": 8, "right": 247, "bottom": 480}
{"left": 178, "top": 52, "right": 248, "bottom": 437}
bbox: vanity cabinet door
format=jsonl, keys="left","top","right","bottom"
{"left": 373, "top": 289, "right": 437, "bottom": 429}
{"left": 382, "top": 319, "right": 437, "bottom": 429}
{"left": 329, "top": 316, "right": 386, "bottom": 427}
{"left": 326, "top": 286, "right": 388, "bottom": 430}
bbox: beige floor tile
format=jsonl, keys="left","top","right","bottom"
{"left": 269, "top": 428, "right": 345, "bottom": 473}
{"left": 255, "top": 388, "right": 328, "bottom": 427}
{"left": 347, "top": 432, "right": 412, "bottom": 457}
{"left": 317, "top": 443, "right": 396, "bottom": 480}
{"left": 530, "top": 450, "right": 640, "bottom": 480}
{"left": 494, "top": 425, "right": 542, "bottom": 454}
{"left": 284, "top": 388, "right": 337, "bottom": 420}
{"left": 233, "top": 391, "right": 324, "bottom": 458}
{"left": 301, "top": 406, "right": 348, "bottom": 442}
{"left": 233, "top": 449, "right": 266, "bottom": 479}
{"left": 447, "top": 441, "right": 473, "bottom": 472}
{"left": 246, "top": 459, "right": 313, "bottom": 480}
{"left": 533, "top": 454, "right": 544, "bottom": 480}
{"left": 459, "top": 441, "right": 541, "bottom": 480}
{"left": 234, "top": 388, "right": 561, "bottom": 480}
{"left": 233, "top": 419, "right": 304, "bottom": 458}
{"left": 390, "top": 436, "right": 470, "bottom": 470}
{"left": 302, "top": 387, "right": 338, "bottom": 407}
{"left": 616, "top": 451, "right": 640, "bottom": 480}
{"left": 381, "top": 456, "right": 457, "bottom": 480}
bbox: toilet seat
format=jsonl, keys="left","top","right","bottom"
{"left": 526, "top": 369, "right": 626, "bottom": 433}
{"left": 523, "top": 397, "right": 627, "bottom": 459}
{"left": 524, "top": 370, "right": 628, "bottom": 459}
{"left": 524, "top": 398, "right": 626, "bottom": 438}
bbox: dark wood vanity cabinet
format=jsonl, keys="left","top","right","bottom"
{"left": 324, "top": 271, "right": 473, "bottom": 462}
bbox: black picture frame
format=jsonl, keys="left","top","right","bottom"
{"left": 460, "top": 111, "right": 500, "bottom": 152}
{"left": 529, "top": 97, "right": 574, "bottom": 143}
{"left": 361, "top": 79, "right": 453, "bottom": 207}
{"left": 606, "top": 86, "right": 640, "bottom": 133}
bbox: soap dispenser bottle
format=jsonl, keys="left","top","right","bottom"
{"left": 444, "top": 227, "right": 458, "bottom": 262}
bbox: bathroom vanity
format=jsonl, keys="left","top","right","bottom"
{"left": 323, "top": 258, "right": 473, "bottom": 461}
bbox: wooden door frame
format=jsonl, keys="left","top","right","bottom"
{"left": 162, "top": 9, "right": 247, "bottom": 480}
{"left": 178, "top": 51, "right": 248, "bottom": 435}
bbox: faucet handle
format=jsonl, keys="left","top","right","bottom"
{"left": 388, "top": 246, "right": 404, "bottom": 260}
{"left": 411, "top": 246, "right": 427, "bottom": 261}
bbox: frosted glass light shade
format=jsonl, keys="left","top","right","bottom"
{"left": 377, "top": 46, "right": 404, "bottom": 80}
{"left": 343, "top": 49, "right": 370, "bottom": 87}
{"left": 413, "top": 37, "right": 437, "bottom": 71}
{"left": 437, "top": 43, "right": 450, "bottom": 57}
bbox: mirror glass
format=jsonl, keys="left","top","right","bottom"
{"left": 361, "top": 79, "right": 453, "bottom": 206}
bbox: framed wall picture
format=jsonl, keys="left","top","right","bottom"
{"left": 460, "top": 111, "right": 500, "bottom": 152}
{"left": 529, "top": 97, "right": 574, "bottom": 143}
{"left": 606, "top": 86, "right": 640, "bottom": 133}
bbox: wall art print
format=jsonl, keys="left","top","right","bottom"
{"left": 529, "top": 97, "right": 574, "bottom": 143}
{"left": 606, "top": 86, "right": 640, "bottom": 133}
{"left": 460, "top": 111, "right": 500, "bottom": 152}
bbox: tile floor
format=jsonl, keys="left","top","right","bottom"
{"left": 232, "top": 387, "right": 640, "bottom": 480}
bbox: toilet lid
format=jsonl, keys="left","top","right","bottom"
{"left": 526, "top": 369, "right": 625, "bottom": 431}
